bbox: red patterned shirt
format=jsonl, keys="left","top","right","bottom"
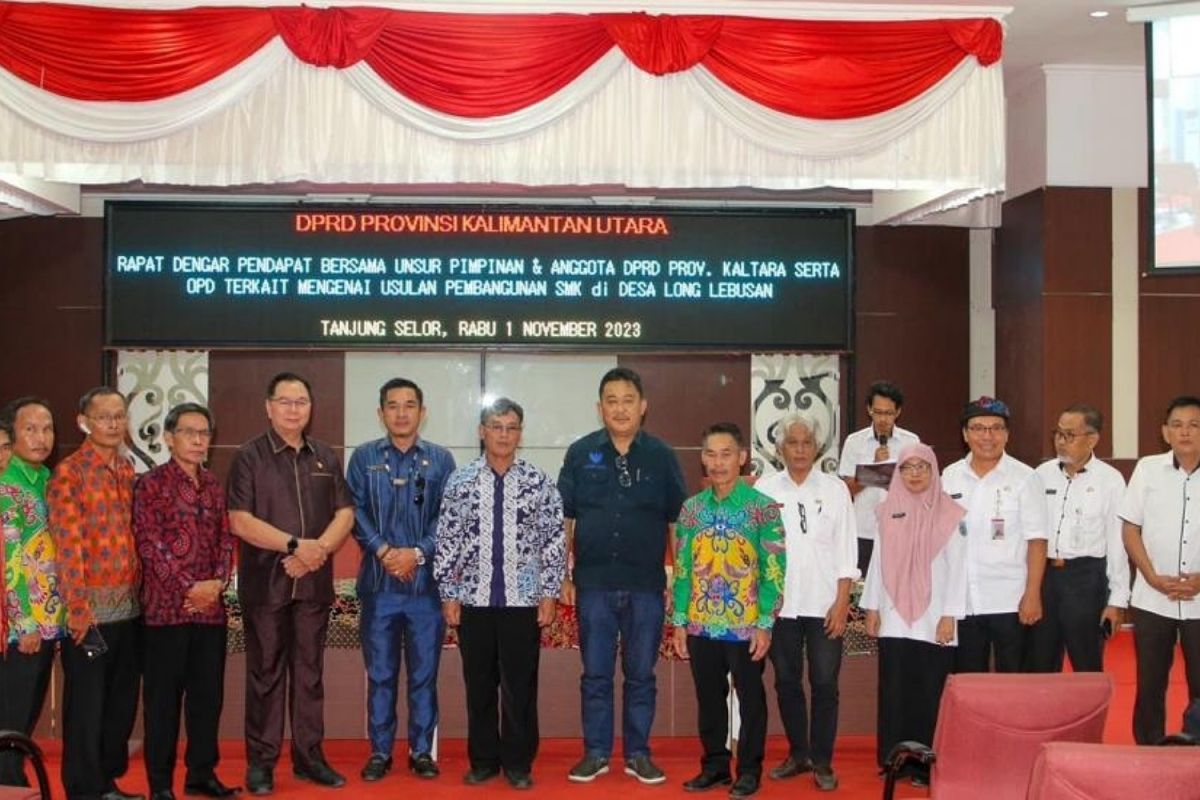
{"left": 133, "top": 459, "right": 233, "bottom": 626}
{"left": 48, "top": 440, "right": 140, "bottom": 628}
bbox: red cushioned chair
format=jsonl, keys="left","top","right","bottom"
{"left": 1026, "top": 741, "right": 1200, "bottom": 800}
{"left": 882, "top": 672, "right": 1113, "bottom": 800}
{"left": 0, "top": 731, "right": 50, "bottom": 800}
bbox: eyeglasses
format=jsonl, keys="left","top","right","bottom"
{"left": 1052, "top": 428, "right": 1095, "bottom": 443}
{"left": 173, "top": 427, "right": 212, "bottom": 440}
{"left": 898, "top": 461, "right": 931, "bottom": 475}
{"left": 484, "top": 423, "right": 523, "bottom": 435}
{"left": 615, "top": 455, "right": 633, "bottom": 488}
{"left": 270, "top": 397, "right": 311, "bottom": 410}
{"left": 966, "top": 423, "right": 1007, "bottom": 435}
{"left": 868, "top": 408, "right": 898, "bottom": 418}
{"left": 88, "top": 413, "right": 127, "bottom": 427}
{"left": 796, "top": 502, "right": 808, "bottom": 534}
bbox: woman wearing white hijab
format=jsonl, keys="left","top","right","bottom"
{"left": 861, "top": 443, "right": 968, "bottom": 786}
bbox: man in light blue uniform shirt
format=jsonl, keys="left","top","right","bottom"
{"left": 348, "top": 378, "right": 456, "bottom": 783}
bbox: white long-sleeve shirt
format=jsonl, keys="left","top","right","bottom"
{"left": 757, "top": 468, "right": 859, "bottom": 619}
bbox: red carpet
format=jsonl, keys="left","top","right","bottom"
{"left": 31, "top": 631, "right": 1193, "bottom": 799}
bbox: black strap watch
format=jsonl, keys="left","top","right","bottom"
{"left": 286, "top": 536, "right": 299, "bottom": 555}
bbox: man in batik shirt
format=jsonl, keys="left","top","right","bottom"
{"left": 434, "top": 397, "right": 566, "bottom": 790}
{"left": 672, "top": 422, "right": 786, "bottom": 800}
{"left": 0, "top": 398, "right": 63, "bottom": 788}
{"left": 134, "top": 403, "right": 237, "bottom": 800}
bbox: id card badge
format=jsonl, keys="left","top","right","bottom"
{"left": 990, "top": 517, "right": 1006, "bottom": 541}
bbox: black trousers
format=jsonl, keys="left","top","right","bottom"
{"left": 458, "top": 606, "right": 540, "bottom": 774}
{"left": 954, "top": 612, "right": 1024, "bottom": 673}
{"left": 857, "top": 539, "right": 875, "bottom": 580}
{"left": 768, "top": 616, "right": 842, "bottom": 767}
{"left": 242, "top": 599, "right": 330, "bottom": 770}
{"left": 142, "top": 623, "right": 228, "bottom": 793}
{"left": 686, "top": 635, "right": 767, "bottom": 780}
{"left": 1131, "top": 607, "right": 1200, "bottom": 745}
{"left": 61, "top": 617, "right": 142, "bottom": 800}
{"left": 1025, "top": 557, "right": 1108, "bottom": 673}
{"left": 876, "top": 638, "right": 954, "bottom": 769}
{"left": 0, "top": 639, "right": 55, "bottom": 786}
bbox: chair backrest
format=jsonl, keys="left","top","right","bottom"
{"left": 1027, "top": 741, "right": 1200, "bottom": 800}
{"left": 0, "top": 730, "right": 51, "bottom": 800}
{"left": 929, "top": 673, "right": 1113, "bottom": 800}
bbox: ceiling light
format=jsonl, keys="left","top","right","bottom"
{"left": 1089, "top": 10, "right": 1110, "bottom": 18}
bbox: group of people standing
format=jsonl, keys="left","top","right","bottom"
{"left": 1, "top": 369, "right": 1196, "bottom": 800}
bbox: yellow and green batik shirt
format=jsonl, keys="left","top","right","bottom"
{"left": 671, "top": 480, "right": 786, "bottom": 641}
{"left": 1, "top": 454, "right": 65, "bottom": 644}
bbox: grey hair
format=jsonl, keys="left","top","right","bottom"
{"left": 480, "top": 397, "right": 525, "bottom": 425}
{"left": 773, "top": 412, "right": 824, "bottom": 449}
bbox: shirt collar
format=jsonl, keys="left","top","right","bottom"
{"left": 2, "top": 453, "right": 49, "bottom": 486}
{"left": 384, "top": 435, "right": 426, "bottom": 457}
{"left": 1058, "top": 454, "right": 1091, "bottom": 475}
{"left": 1172, "top": 454, "right": 1200, "bottom": 475}
{"left": 76, "top": 437, "right": 129, "bottom": 469}
{"left": 706, "top": 478, "right": 750, "bottom": 505}
{"left": 603, "top": 428, "right": 645, "bottom": 453}
{"left": 266, "top": 428, "right": 312, "bottom": 454}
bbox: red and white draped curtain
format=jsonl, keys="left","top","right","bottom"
{"left": 0, "top": 1, "right": 1006, "bottom": 197}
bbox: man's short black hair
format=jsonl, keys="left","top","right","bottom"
{"left": 78, "top": 386, "right": 124, "bottom": 415}
{"left": 1165, "top": 395, "right": 1200, "bottom": 423}
{"left": 1, "top": 396, "right": 52, "bottom": 427}
{"left": 702, "top": 422, "right": 744, "bottom": 448}
{"left": 598, "top": 367, "right": 644, "bottom": 399}
{"left": 165, "top": 403, "right": 214, "bottom": 434}
{"left": 266, "top": 372, "right": 312, "bottom": 399}
{"left": 865, "top": 381, "right": 904, "bottom": 409}
{"left": 1063, "top": 403, "right": 1103, "bottom": 433}
{"left": 0, "top": 418, "right": 13, "bottom": 443}
{"left": 481, "top": 397, "right": 524, "bottom": 425}
{"left": 379, "top": 378, "right": 424, "bottom": 409}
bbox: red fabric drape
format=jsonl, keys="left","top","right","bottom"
{"left": 0, "top": 2, "right": 1002, "bottom": 118}
{"left": 0, "top": 2, "right": 275, "bottom": 101}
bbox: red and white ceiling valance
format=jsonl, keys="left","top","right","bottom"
{"left": 0, "top": 1, "right": 1007, "bottom": 201}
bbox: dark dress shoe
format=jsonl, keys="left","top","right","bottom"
{"left": 408, "top": 753, "right": 440, "bottom": 779}
{"left": 102, "top": 788, "right": 146, "bottom": 800}
{"left": 768, "top": 756, "right": 813, "bottom": 780}
{"left": 293, "top": 760, "right": 346, "bottom": 788}
{"left": 360, "top": 755, "right": 393, "bottom": 782}
{"left": 505, "top": 771, "right": 533, "bottom": 790}
{"left": 151, "top": 791, "right": 176, "bottom": 800}
{"left": 683, "top": 772, "right": 732, "bottom": 792}
{"left": 184, "top": 777, "right": 241, "bottom": 798}
{"left": 462, "top": 766, "right": 500, "bottom": 785}
{"left": 729, "top": 775, "right": 761, "bottom": 799}
{"left": 245, "top": 766, "right": 273, "bottom": 796}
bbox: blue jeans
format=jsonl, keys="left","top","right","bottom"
{"left": 577, "top": 588, "right": 664, "bottom": 760}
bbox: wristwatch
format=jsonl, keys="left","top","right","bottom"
{"left": 286, "top": 536, "right": 299, "bottom": 555}
{"left": 414, "top": 547, "right": 426, "bottom": 566}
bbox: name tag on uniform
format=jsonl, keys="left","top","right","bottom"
{"left": 991, "top": 518, "right": 1006, "bottom": 541}
{"left": 891, "top": 512, "right": 907, "bottom": 519}
{"left": 1046, "top": 488, "right": 1058, "bottom": 495}
{"left": 950, "top": 492, "right": 963, "bottom": 500}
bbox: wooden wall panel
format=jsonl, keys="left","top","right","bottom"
{"left": 995, "top": 189, "right": 1046, "bottom": 464}
{"left": 0, "top": 217, "right": 105, "bottom": 462}
{"left": 853, "top": 225, "right": 971, "bottom": 462}
{"left": 1044, "top": 188, "right": 1112, "bottom": 294}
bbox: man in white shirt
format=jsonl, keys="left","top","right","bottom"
{"left": 1027, "top": 404, "right": 1128, "bottom": 673}
{"left": 838, "top": 381, "right": 920, "bottom": 575}
{"left": 941, "top": 396, "right": 1047, "bottom": 673}
{"left": 1119, "top": 395, "right": 1200, "bottom": 745}
{"left": 757, "top": 413, "right": 858, "bottom": 792}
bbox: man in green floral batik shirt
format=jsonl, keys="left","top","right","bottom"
{"left": 0, "top": 398, "right": 64, "bottom": 788}
{"left": 671, "top": 422, "right": 785, "bottom": 800}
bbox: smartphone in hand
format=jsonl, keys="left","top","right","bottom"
{"left": 81, "top": 625, "right": 108, "bottom": 659}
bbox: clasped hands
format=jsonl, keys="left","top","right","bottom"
{"left": 182, "top": 578, "right": 224, "bottom": 615}
{"left": 1151, "top": 571, "right": 1200, "bottom": 601}
{"left": 282, "top": 538, "right": 329, "bottom": 578}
